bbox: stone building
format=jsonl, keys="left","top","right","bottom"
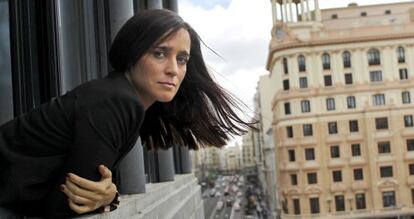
{"left": 267, "top": 0, "right": 414, "bottom": 218}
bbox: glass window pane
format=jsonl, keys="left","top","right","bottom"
{"left": 0, "top": 0, "right": 13, "bottom": 124}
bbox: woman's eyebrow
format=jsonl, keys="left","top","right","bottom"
{"left": 154, "top": 46, "right": 190, "bottom": 55}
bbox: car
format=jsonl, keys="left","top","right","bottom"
{"left": 210, "top": 188, "right": 216, "bottom": 197}
{"left": 226, "top": 199, "right": 233, "bottom": 207}
{"left": 216, "top": 201, "right": 224, "bottom": 211}
{"left": 233, "top": 202, "right": 241, "bottom": 211}
{"left": 215, "top": 191, "right": 221, "bottom": 197}
{"left": 237, "top": 191, "right": 242, "bottom": 197}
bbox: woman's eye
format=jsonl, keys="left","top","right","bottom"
{"left": 177, "top": 55, "right": 189, "bottom": 65}
{"left": 152, "top": 50, "right": 166, "bottom": 59}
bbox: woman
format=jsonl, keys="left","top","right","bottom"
{"left": 0, "top": 9, "right": 255, "bottom": 217}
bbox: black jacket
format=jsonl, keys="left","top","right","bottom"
{"left": 0, "top": 73, "right": 145, "bottom": 217}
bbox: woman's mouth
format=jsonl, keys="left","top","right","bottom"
{"left": 159, "top": 82, "right": 176, "bottom": 88}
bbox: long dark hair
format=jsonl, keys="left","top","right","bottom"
{"left": 109, "top": 9, "right": 256, "bottom": 150}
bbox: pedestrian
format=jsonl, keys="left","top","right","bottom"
{"left": 0, "top": 9, "right": 255, "bottom": 217}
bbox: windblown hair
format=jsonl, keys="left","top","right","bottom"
{"left": 109, "top": 9, "right": 256, "bottom": 150}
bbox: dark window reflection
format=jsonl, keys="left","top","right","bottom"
{"left": 0, "top": 0, "right": 13, "bottom": 124}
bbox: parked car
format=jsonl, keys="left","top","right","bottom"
{"left": 217, "top": 201, "right": 224, "bottom": 211}
{"left": 215, "top": 191, "right": 221, "bottom": 197}
{"left": 233, "top": 202, "right": 241, "bottom": 211}
{"left": 226, "top": 199, "right": 233, "bottom": 207}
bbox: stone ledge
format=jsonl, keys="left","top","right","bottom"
{"left": 77, "top": 174, "right": 203, "bottom": 219}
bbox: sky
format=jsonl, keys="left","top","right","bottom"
{"left": 178, "top": 0, "right": 410, "bottom": 145}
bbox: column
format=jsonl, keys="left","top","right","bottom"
{"left": 283, "top": 0, "right": 288, "bottom": 22}
{"left": 168, "top": 0, "right": 178, "bottom": 12}
{"left": 306, "top": 0, "right": 311, "bottom": 21}
{"left": 108, "top": 0, "right": 134, "bottom": 40}
{"left": 173, "top": 145, "right": 192, "bottom": 174}
{"left": 271, "top": 0, "right": 278, "bottom": 24}
{"left": 107, "top": 0, "right": 148, "bottom": 194}
{"left": 314, "top": 0, "right": 322, "bottom": 22}
{"left": 300, "top": 0, "right": 306, "bottom": 21}
{"left": 146, "top": 148, "right": 175, "bottom": 182}
{"left": 147, "top": 0, "right": 162, "bottom": 9}
{"left": 116, "top": 138, "right": 146, "bottom": 194}
{"left": 288, "top": 0, "right": 294, "bottom": 22}
{"left": 280, "top": 2, "right": 285, "bottom": 23}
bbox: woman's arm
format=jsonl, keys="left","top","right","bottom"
{"left": 61, "top": 165, "right": 117, "bottom": 214}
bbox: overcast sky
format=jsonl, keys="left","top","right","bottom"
{"left": 178, "top": 0, "right": 410, "bottom": 145}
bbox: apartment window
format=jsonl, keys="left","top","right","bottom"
{"left": 412, "top": 189, "right": 414, "bottom": 205}
{"left": 324, "top": 75, "right": 332, "bottom": 86}
{"left": 305, "top": 148, "right": 315, "bottom": 160}
{"left": 283, "top": 79, "right": 290, "bottom": 90}
{"left": 370, "top": 71, "right": 383, "bottom": 82}
{"left": 376, "top": 117, "right": 388, "bottom": 130}
{"left": 404, "top": 115, "right": 413, "bottom": 127}
{"left": 283, "top": 57, "right": 288, "bottom": 74}
{"left": 354, "top": 168, "right": 364, "bottom": 180}
{"left": 284, "top": 102, "right": 291, "bottom": 115}
{"left": 345, "top": 73, "right": 353, "bottom": 85}
{"left": 322, "top": 53, "right": 331, "bottom": 70}
{"left": 330, "top": 145, "right": 340, "bottom": 158}
{"left": 342, "top": 51, "right": 351, "bottom": 68}
{"left": 352, "top": 144, "right": 361, "bottom": 156}
{"left": 293, "top": 198, "right": 301, "bottom": 215}
{"left": 331, "top": 14, "right": 338, "bottom": 19}
{"left": 385, "top": 9, "right": 392, "bottom": 14}
{"left": 355, "top": 193, "right": 366, "bottom": 209}
{"left": 361, "top": 11, "right": 367, "bottom": 16}
{"left": 347, "top": 96, "right": 356, "bottom": 109}
{"left": 332, "top": 170, "right": 342, "bottom": 182}
{"left": 299, "top": 77, "right": 308, "bottom": 88}
{"left": 407, "top": 139, "right": 414, "bottom": 151}
{"left": 380, "top": 166, "right": 393, "bottom": 178}
{"left": 397, "top": 47, "right": 405, "bottom": 63}
{"left": 409, "top": 164, "right": 414, "bottom": 175}
{"left": 328, "top": 122, "right": 338, "bottom": 134}
{"left": 291, "top": 174, "right": 298, "bottom": 185}
{"left": 368, "top": 49, "right": 381, "bottom": 65}
{"left": 326, "top": 98, "right": 335, "bottom": 111}
{"left": 335, "top": 195, "right": 345, "bottom": 212}
{"left": 402, "top": 91, "right": 411, "bottom": 104}
{"left": 373, "top": 94, "right": 386, "bottom": 106}
{"left": 298, "top": 55, "right": 306, "bottom": 72}
{"left": 288, "top": 149, "right": 296, "bottom": 162}
{"left": 382, "top": 191, "right": 396, "bottom": 207}
{"left": 349, "top": 120, "right": 359, "bottom": 132}
{"left": 400, "top": 68, "right": 408, "bottom": 80}
{"left": 307, "top": 172, "right": 317, "bottom": 184}
{"left": 378, "top": 141, "right": 391, "bottom": 154}
{"left": 286, "top": 126, "right": 293, "bottom": 138}
{"left": 310, "top": 198, "right": 320, "bottom": 214}
{"left": 303, "top": 124, "right": 313, "bottom": 136}
{"left": 301, "top": 100, "right": 311, "bottom": 113}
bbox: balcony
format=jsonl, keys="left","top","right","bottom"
{"left": 284, "top": 162, "right": 300, "bottom": 171}
{"left": 328, "top": 158, "right": 347, "bottom": 168}
{"left": 404, "top": 151, "right": 414, "bottom": 161}
{"left": 81, "top": 174, "right": 203, "bottom": 219}
{"left": 302, "top": 160, "right": 320, "bottom": 170}
{"left": 349, "top": 157, "right": 367, "bottom": 166}
{"left": 352, "top": 181, "right": 368, "bottom": 191}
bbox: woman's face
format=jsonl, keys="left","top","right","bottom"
{"left": 128, "top": 28, "right": 191, "bottom": 109}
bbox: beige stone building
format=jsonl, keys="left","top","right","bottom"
{"left": 222, "top": 145, "right": 242, "bottom": 172}
{"left": 267, "top": 0, "right": 414, "bottom": 218}
{"left": 242, "top": 130, "right": 257, "bottom": 169}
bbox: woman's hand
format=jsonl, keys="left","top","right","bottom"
{"left": 60, "top": 165, "right": 117, "bottom": 214}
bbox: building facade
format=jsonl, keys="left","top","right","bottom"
{"left": 267, "top": 0, "right": 414, "bottom": 218}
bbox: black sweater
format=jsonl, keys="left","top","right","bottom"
{"left": 0, "top": 73, "right": 145, "bottom": 217}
